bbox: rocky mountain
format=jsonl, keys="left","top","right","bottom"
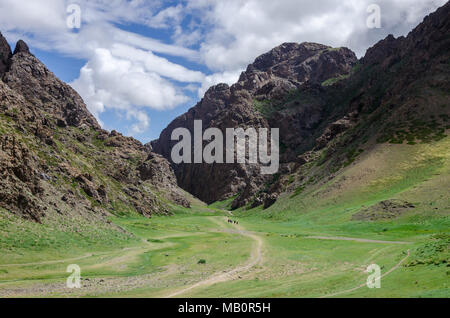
{"left": 0, "top": 1, "right": 448, "bottom": 222}
{"left": 152, "top": 43, "right": 357, "bottom": 208}
{"left": 153, "top": 2, "right": 449, "bottom": 210}
{"left": 0, "top": 33, "right": 190, "bottom": 223}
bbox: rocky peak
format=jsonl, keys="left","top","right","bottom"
{"left": 407, "top": 1, "right": 449, "bottom": 47}
{"left": 1, "top": 37, "right": 100, "bottom": 129}
{"left": 0, "top": 32, "right": 12, "bottom": 76}
{"left": 236, "top": 42, "right": 357, "bottom": 95}
{"left": 153, "top": 41, "right": 358, "bottom": 206}
{"left": 361, "top": 34, "right": 405, "bottom": 66}
{"left": 13, "top": 40, "right": 30, "bottom": 55}
{"left": 362, "top": 1, "right": 449, "bottom": 67}
{"left": 203, "top": 83, "right": 231, "bottom": 103}
{"left": 250, "top": 42, "right": 329, "bottom": 72}
{"left": 0, "top": 33, "right": 191, "bottom": 221}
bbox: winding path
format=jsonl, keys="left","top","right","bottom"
{"left": 307, "top": 236, "right": 410, "bottom": 245}
{"left": 0, "top": 253, "right": 95, "bottom": 268}
{"left": 320, "top": 250, "right": 411, "bottom": 298}
{"left": 165, "top": 218, "right": 263, "bottom": 298}
{"left": 0, "top": 239, "right": 160, "bottom": 268}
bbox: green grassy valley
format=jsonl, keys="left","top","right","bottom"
{"left": 0, "top": 137, "right": 448, "bottom": 298}
{"left": 0, "top": 2, "right": 449, "bottom": 301}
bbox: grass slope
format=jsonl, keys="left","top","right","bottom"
{"left": 0, "top": 137, "right": 448, "bottom": 298}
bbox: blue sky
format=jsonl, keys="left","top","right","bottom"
{"left": 25, "top": 47, "right": 198, "bottom": 142}
{"left": 0, "top": 0, "right": 446, "bottom": 143}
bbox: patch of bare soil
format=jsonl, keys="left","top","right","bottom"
{"left": 165, "top": 219, "right": 264, "bottom": 298}
{"left": 352, "top": 200, "right": 415, "bottom": 221}
{"left": 320, "top": 250, "right": 411, "bottom": 298}
{"left": 0, "top": 265, "right": 180, "bottom": 298}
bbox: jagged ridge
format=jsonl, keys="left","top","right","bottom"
{"left": 0, "top": 35, "right": 190, "bottom": 222}
{"left": 153, "top": 2, "right": 449, "bottom": 210}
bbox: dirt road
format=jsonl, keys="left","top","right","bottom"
{"left": 307, "top": 236, "right": 410, "bottom": 245}
{"left": 320, "top": 250, "right": 411, "bottom": 298}
{"left": 0, "top": 254, "right": 95, "bottom": 268}
{"left": 165, "top": 218, "right": 263, "bottom": 298}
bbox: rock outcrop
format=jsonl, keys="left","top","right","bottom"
{"left": 2, "top": 1, "right": 448, "bottom": 218}
{"left": 0, "top": 32, "right": 11, "bottom": 76}
{"left": 3, "top": 41, "right": 100, "bottom": 129}
{"left": 0, "top": 135, "right": 44, "bottom": 222}
{"left": 152, "top": 42, "right": 358, "bottom": 207}
{"left": 153, "top": 2, "right": 449, "bottom": 210}
{"left": 0, "top": 35, "right": 190, "bottom": 221}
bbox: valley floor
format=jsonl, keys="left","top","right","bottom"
{"left": 0, "top": 207, "right": 447, "bottom": 298}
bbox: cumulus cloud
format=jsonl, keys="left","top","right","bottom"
{"left": 127, "top": 109, "right": 150, "bottom": 135}
{"left": 179, "top": 0, "right": 447, "bottom": 71}
{"left": 71, "top": 47, "right": 189, "bottom": 115}
{"left": 146, "top": 4, "right": 184, "bottom": 29}
{"left": 0, "top": 0, "right": 204, "bottom": 136}
{"left": 0, "top": 0, "right": 446, "bottom": 138}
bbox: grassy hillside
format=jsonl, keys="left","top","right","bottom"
{"left": 0, "top": 133, "right": 447, "bottom": 297}
{"left": 0, "top": 3, "right": 448, "bottom": 298}
{"left": 226, "top": 137, "right": 449, "bottom": 297}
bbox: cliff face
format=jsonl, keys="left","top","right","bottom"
{"left": 152, "top": 43, "right": 358, "bottom": 207}
{"left": 153, "top": 2, "right": 449, "bottom": 210}
{"left": 0, "top": 33, "right": 11, "bottom": 76}
{"left": 3, "top": 39, "right": 100, "bottom": 130}
{"left": 0, "top": 35, "right": 190, "bottom": 222}
{"left": 1, "top": 1, "right": 447, "bottom": 219}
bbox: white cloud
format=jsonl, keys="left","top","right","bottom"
{"left": 0, "top": 0, "right": 446, "bottom": 138}
{"left": 69, "top": 43, "right": 205, "bottom": 131}
{"left": 112, "top": 28, "right": 199, "bottom": 60}
{"left": 0, "top": 0, "right": 203, "bottom": 136}
{"left": 181, "top": 0, "right": 447, "bottom": 71}
{"left": 146, "top": 4, "right": 184, "bottom": 29}
{"left": 198, "top": 70, "right": 241, "bottom": 98}
{"left": 127, "top": 109, "right": 150, "bottom": 135}
{"left": 110, "top": 43, "right": 204, "bottom": 83}
{"left": 71, "top": 48, "right": 190, "bottom": 116}
{"left": 0, "top": 0, "right": 66, "bottom": 32}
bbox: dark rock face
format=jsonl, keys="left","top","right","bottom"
{"left": 153, "top": 2, "right": 450, "bottom": 210}
{"left": 361, "top": 34, "right": 405, "bottom": 66}
{"left": 0, "top": 37, "right": 190, "bottom": 221}
{"left": 315, "top": 112, "right": 358, "bottom": 150}
{"left": 0, "top": 135, "right": 44, "bottom": 222}
{"left": 13, "top": 40, "right": 29, "bottom": 55}
{"left": 3, "top": 42, "right": 100, "bottom": 129}
{"left": 245, "top": 42, "right": 357, "bottom": 88}
{"left": 138, "top": 153, "right": 190, "bottom": 208}
{"left": 352, "top": 200, "right": 416, "bottom": 221}
{"left": 362, "top": 2, "right": 450, "bottom": 69}
{"left": 153, "top": 42, "right": 358, "bottom": 207}
{"left": 0, "top": 33, "right": 12, "bottom": 76}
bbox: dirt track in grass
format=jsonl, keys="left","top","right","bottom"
{"left": 306, "top": 236, "right": 410, "bottom": 245}
{"left": 165, "top": 217, "right": 264, "bottom": 298}
{"left": 319, "top": 250, "right": 411, "bottom": 298}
